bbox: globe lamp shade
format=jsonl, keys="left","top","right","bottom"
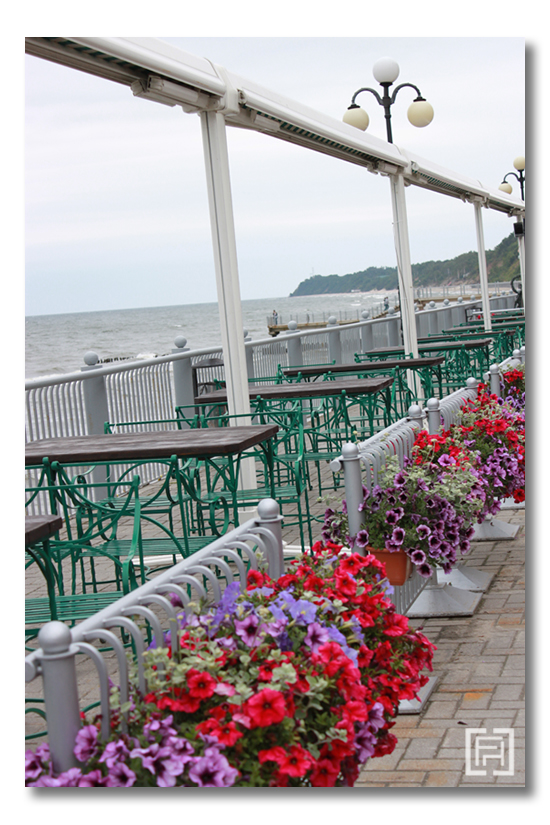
{"left": 372, "top": 57, "right": 400, "bottom": 84}
{"left": 498, "top": 182, "right": 514, "bottom": 194}
{"left": 343, "top": 105, "right": 370, "bottom": 131}
{"left": 513, "top": 155, "right": 525, "bottom": 172}
{"left": 407, "top": 99, "right": 434, "bottom": 128}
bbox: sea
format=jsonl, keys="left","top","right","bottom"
{"left": 25, "top": 291, "right": 398, "bottom": 380}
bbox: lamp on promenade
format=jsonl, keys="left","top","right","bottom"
{"left": 342, "top": 58, "right": 434, "bottom": 374}
{"left": 498, "top": 156, "right": 525, "bottom": 201}
{"left": 342, "top": 57, "right": 434, "bottom": 144}
{"left": 498, "top": 157, "right": 526, "bottom": 307}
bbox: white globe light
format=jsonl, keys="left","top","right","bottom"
{"left": 407, "top": 99, "right": 434, "bottom": 128}
{"left": 373, "top": 57, "right": 400, "bottom": 84}
{"left": 499, "top": 182, "right": 513, "bottom": 194}
{"left": 513, "top": 155, "right": 525, "bottom": 171}
{"left": 343, "top": 106, "right": 370, "bottom": 131}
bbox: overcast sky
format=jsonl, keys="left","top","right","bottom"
{"left": 25, "top": 35, "right": 526, "bottom": 317}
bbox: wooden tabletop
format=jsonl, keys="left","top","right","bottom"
{"left": 25, "top": 514, "right": 63, "bottom": 545}
{"left": 196, "top": 376, "right": 394, "bottom": 405}
{"left": 284, "top": 356, "right": 444, "bottom": 378}
{"left": 25, "top": 425, "right": 279, "bottom": 467}
{"left": 366, "top": 339, "right": 491, "bottom": 357}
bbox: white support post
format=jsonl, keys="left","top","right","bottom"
{"left": 389, "top": 174, "right": 419, "bottom": 397}
{"left": 474, "top": 201, "right": 492, "bottom": 333}
{"left": 517, "top": 230, "right": 526, "bottom": 308}
{"left": 200, "top": 110, "right": 256, "bottom": 491}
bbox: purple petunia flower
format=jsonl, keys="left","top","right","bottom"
{"left": 99, "top": 738, "right": 130, "bottom": 769}
{"left": 437, "top": 454, "right": 456, "bottom": 467}
{"left": 288, "top": 598, "right": 318, "bottom": 625}
{"left": 74, "top": 725, "right": 99, "bottom": 762}
{"left": 391, "top": 527, "right": 406, "bottom": 545}
{"left": 104, "top": 762, "right": 136, "bottom": 787}
{"left": 417, "top": 563, "right": 434, "bottom": 579}
{"left": 188, "top": 753, "right": 238, "bottom": 787}
{"left": 304, "top": 622, "right": 330, "bottom": 652}
{"left": 410, "top": 548, "right": 427, "bottom": 565}
{"left": 129, "top": 742, "right": 187, "bottom": 787}
{"left": 234, "top": 613, "right": 260, "bottom": 646}
{"left": 77, "top": 769, "right": 107, "bottom": 787}
{"left": 416, "top": 524, "right": 431, "bottom": 539}
{"left": 355, "top": 528, "right": 370, "bottom": 547}
{"left": 354, "top": 723, "right": 377, "bottom": 763}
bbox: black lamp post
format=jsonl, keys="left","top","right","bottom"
{"left": 342, "top": 57, "right": 433, "bottom": 144}
{"left": 498, "top": 156, "right": 525, "bottom": 201}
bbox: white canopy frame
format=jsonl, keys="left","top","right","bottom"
{"left": 25, "top": 36, "right": 525, "bottom": 408}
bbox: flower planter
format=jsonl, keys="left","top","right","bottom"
{"left": 366, "top": 547, "right": 413, "bottom": 586}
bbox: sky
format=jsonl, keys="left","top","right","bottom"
{"left": 24, "top": 34, "right": 527, "bottom": 317}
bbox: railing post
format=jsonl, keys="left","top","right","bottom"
{"left": 407, "top": 404, "right": 424, "bottom": 427}
{"left": 387, "top": 307, "right": 401, "bottom": 347}
{"left": 286, "top": 321, "right": 303, "bottom": 367}
{"left": 426, "top": 397, "right": 441, "bottom": 434}
{"left": 360, "top": 311, "right": 374, "bottom": 353}
{"left": 341, "top": 442, "right": 365, "bottom": 542}
{"left": 244, "top": 329, "right": 255, "bottom": 382}
{"left": 171, "top": 337, "right": 194, "bottom": 425}
{"left": 326, "top": 316, "right": 342, "bottom": 365}
{"left": 256, "top": 498, "right": 284, "bottom": 579}
{"left": 442, "top": 298, "right": 453, "bottom": 329}
{"left": 81, "top": 351, "right": 110, "bottom": 435}
{"left": 489, "top": 364, "right": 501, "bottom": 397}
{"left": 451, "top": 296, "right": 467, "bottom": 327}
{"left": 35, "top": 622, "right": 81, "bottom": 775}
{"left": 427, "top": 302, "right": 439, "bottom": 335}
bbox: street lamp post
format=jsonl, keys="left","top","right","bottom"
{"left": 342, "top": 58, "right": 434, "bottom": 381}
{"left": 342, "top": 57, "right": 434, "bottom": 143}
{"left": 498, "top": 156, "right": 525, "bottom": 200}
{"left": 498, "top": 156, "right": 526, "bottom": 308}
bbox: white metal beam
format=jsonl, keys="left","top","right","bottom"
{"left": 474, "top": 202, "right": 492, "bottom": 333}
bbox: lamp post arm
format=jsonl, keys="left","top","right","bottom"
{"left": 502, "top": 171, "right": 525, "bottom": 201}
{"left": 350, "top": 86, "right": 384, "bottom": 107}
{"left": 390, "top": 82, "right": 424, "bottom": 104}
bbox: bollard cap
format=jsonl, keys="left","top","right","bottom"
{"left": 327, "top": 316, "right": 337, "bottom": 326}
{"left": 361, "top": 310, "right": 370, "bottom": 320}
{"left": 83, "top": 351, "right": 99, "bottom": 366}
{"left": 489, "top": 364, "right": 500, "bottom": 374}
{"left": 257, "top": 498, "right": 280, "bottom": 521}
{"left": 428, "top": 301, "right": 436, "bottom": 308}
{"left": 174, "top": 336, "right": 187, "bottom": 349}
{"left": 38, "top": 621, "right": 72, "bottom": 654}
{"left": 287, "top": 320, "right": 298, "bottom": 331}
{"left": 426, "top": 397, "right": 440, "bottom": 411}
{"left": 443, "top": 298, "right": 450, "bottom": 305}
{"left": 342, "top": 442, "right": 360, "bottom": 459}
{"left": 457, "top": 296, "right": 463, "bottom": 303}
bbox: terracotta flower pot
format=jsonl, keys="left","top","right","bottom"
{"left": 365, "top": 546, "right": 413, "bottom": 586}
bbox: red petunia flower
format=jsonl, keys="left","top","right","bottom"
{"left": 259, "top": 745, "right": 313, "bottom": 778}
{"left": 186, "top": 668, "right": 217, "bottom": 699}
{"left": 309, "top": 758, "right": 341, "bottom": 787}
{"left": 245, "top": 688, "right": 287, "bottom": 728}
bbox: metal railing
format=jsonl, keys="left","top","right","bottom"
{"left": 25, "top": 498, "right": 284, "bottom": 774}
{"left": 25, "top": 295, "right": 516, "bottom": 515}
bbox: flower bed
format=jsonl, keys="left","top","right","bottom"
{"left": 25, "top": 545, "right": 435, "bottom": 787}
{"left": 323, "top": 381, "right": 525, "bottom": 577}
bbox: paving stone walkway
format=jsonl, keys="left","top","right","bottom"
{"left": 357, "top": 505, "right": 525, "bottom": 787}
